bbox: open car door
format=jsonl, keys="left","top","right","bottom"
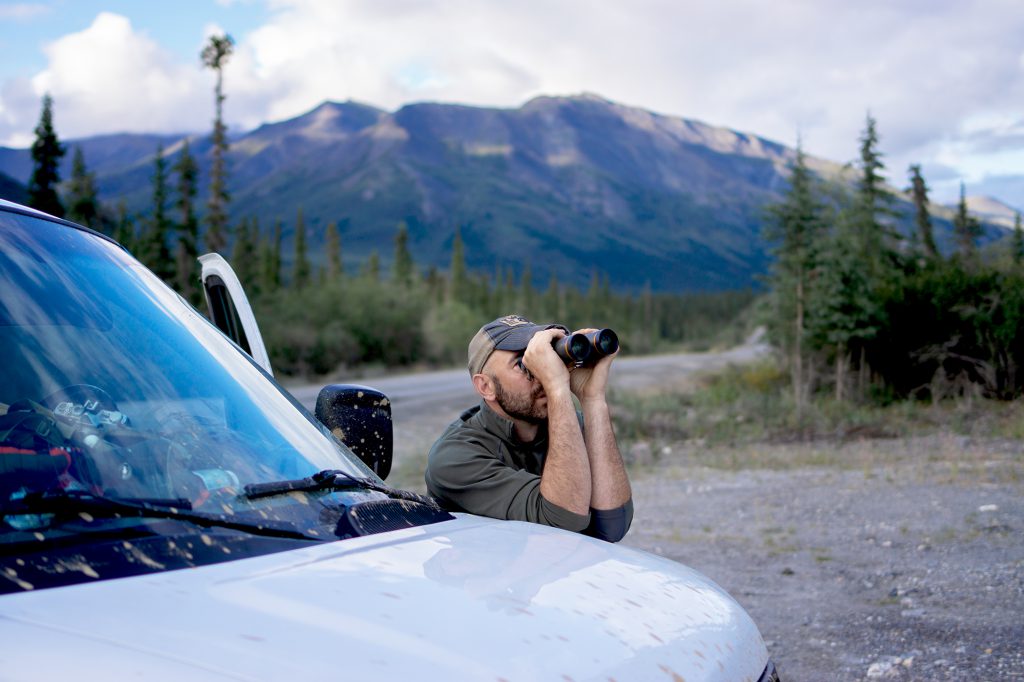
{"left": 199, "top": 253, "right": 274, "bottom": 376}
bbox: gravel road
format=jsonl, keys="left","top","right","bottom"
{"left": 289, "top": 346, "right": 1023, "bottom": 681}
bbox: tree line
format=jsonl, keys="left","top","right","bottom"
{"left": 764, "top": 114, "right": 1024, "bottom": 408}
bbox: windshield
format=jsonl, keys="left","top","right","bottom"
{"left": 0, "top": 208, "right": 415, "bottom": 591}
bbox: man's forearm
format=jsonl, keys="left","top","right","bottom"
{"left": 538, "top": 388, "right": 592, "bottom": 515}
{"left": 581, "top": 398, "right": 631, "bottom": 509}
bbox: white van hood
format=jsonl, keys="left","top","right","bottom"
{"left": 0, "top": 515, "right": 767, "bottom": 681}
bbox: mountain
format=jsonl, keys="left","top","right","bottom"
{"left": 961, "top": 195, "right": 1021, "bottom": 229}
{"left": 0, "top": 95, "right": 1001, "bottom": 291}
{"left": 0, "top": 171, "right": 26, "bottom": 204}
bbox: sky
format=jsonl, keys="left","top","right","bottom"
{"left": 0, "top": 0, "right": 1021, "bottom": 207}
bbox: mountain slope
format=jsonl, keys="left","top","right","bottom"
{"left": 0, "top": 171, "right": 26, "bottom": 204}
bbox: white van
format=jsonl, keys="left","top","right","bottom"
{"left": 0, "top": 199, "right": 778, "bottom": 681}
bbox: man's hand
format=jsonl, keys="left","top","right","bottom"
{"left": 522, "top": 328, "right": 571, "bottom": 392}
{"left": 567, "top": 328, "right": 617, "bottom": 403}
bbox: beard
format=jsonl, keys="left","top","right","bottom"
{"left": 491, "top": 375, "right": 547, "bottom": 424}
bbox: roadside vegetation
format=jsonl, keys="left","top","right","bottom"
{"left": 611, "top": 361, "right": 1024, "bottom": 455}
{"left": 764, "top": 115, "right": 1024, "bottom": 409}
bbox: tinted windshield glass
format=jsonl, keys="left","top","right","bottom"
{"left": 0, "top": 210, "right": 375, "bottom": 529}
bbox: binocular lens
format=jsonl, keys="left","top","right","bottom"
{"left": 591, "top": 329, "right": 619, "bottom": 356}
{"left": 554, "top": 333, "right": 593, "bottom": 365}
{"left": 568, "top": 334, "right": 590, "bottom": 360}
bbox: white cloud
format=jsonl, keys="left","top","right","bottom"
{"left": 1, "top": 0, "right": 1021, "bottom": 206}
{"left": 0, "top": 12, "right": 212, "bottom": 144}
{"left": 25, "top": 13, "right": 210, "bottom": 139}
{"left": 0, "top": 4, "right": 51, "bottom": 21}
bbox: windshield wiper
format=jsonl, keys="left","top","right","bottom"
{"left": 0, "top": 490, "right": 319, "bottom": 542}
{"left": 242, "top": 469, "right": 438, "bottom": 507}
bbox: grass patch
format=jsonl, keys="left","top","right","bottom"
{"left": 612, "top": 360, "right": 1024, "bottom": 455}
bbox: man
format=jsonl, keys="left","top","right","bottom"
{"left": 424, "top": 314, "right": 633, "bottom": 542}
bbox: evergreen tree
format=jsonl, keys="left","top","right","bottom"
{"left": 201, "top": 34, "right": 234, "bottom": 254}
{"left": 113, "top": 200, "right": 135, "bottom": 251}
{"left": 173, "top": 139, "right": 200, "bottom": 303}
{"left": 952, "top": 181, "right": 982, "bottom": 258}
{"left": 544, "top": 270, "right": 562, "bottom": 321}
{"left": 292, "top": 208, "right": 310, "bottom": 289}
{"left": 232, "top": 217, "right": 260, "bottom": 289}
{"left": 27, "top": 94, "right": 66, "bottom": 217}
{"left": 393, "top": 221, "right": 414, "bottom": 287}
{"left": 1013, "top": 212, "right": 1023, "bottom": 266}
{"left": 809, "top": 202, "right": 885, "bottom": 402}
{"left": 489, "top": 263, "right": 505, "bottom": 312}
{"left": 641, "top": 280, "right": 655, "bottom": 352}
{"left": 424, "top": 265, "right": 445, "bottom": 304}
{"left": 140, "top": 144, "right": 174, "bottom": 280}
{"left": 519, "top": 263, "right": 534, "bottom": 314}
{"left": 66, "top": 146, "right": 100, "bottom": 228}
{"left": 449, "top": 227, "right": 467, "bottom": 302}
{"left": 907, "top": 164, "right": 938, "bottom": 259}
{"left": 764, "top": 144, "right": 829, "bottom": 408}
{"left": 853, "top": 113, "right": 900, "bottom": 271}
{"left": 260, "top": 220, "right": 283, "bottom": 292}
{"left": 325, "top": 221, "right": 342, "bottom": 280}
{"left": 362, "top": 250, "right": 381, "bottom": 281}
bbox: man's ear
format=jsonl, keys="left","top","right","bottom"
{"left": 472, "top": 373, "right": 495, "bottom": 401}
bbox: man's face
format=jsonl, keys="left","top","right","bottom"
{"left": 485, "top": 350, "right": 547, "bottom": 423}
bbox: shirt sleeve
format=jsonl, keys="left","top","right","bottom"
{"left": 581, "top": 499, "right": 634, "bottom": 543}
{"left": 425, "top": 430, "right": 590, "bottom": 532}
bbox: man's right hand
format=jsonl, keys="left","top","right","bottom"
{"left": 522, "top": 328, "right": 571, "bottom": 392}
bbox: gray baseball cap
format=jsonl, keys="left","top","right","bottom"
{"left": 467, "top": 314, "right": 568, "bottom": 375}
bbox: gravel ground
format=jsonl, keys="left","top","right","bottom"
{"left": 622, "top": 435, "right": 1024, "bottom": 682}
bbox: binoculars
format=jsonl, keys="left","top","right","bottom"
{"left": 553, "top": 328, "right": 619, "bottom": 367}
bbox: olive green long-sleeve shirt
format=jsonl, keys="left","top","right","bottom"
{"left": 425, "top": 402, "right": 633, "bottom": 541}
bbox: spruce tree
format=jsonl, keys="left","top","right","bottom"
{"left": 362, "top": 250, "right": 381, "bottom": 281}
{"left": 764, "top": 144, "right": 829, "bottom": 408}
{"left": 140, "top": 144, "right": 174, "bottom": 281}
{"left": 952, "top": 181, "right": 982, "bottom": 258}
{"left": 201, "top": 34, "right": 234, "bottom": 254}
{"left": 174, "top": 139, "right": 200, "bottom": 302}
{"left": 232, "top": 216, "right": 260, "bottom": 289}
{"left": 27, "top": 94, "right": 66, "bottom": 217}
{"left": 837, "top": 114, "right": 900, "bottom": 394}
{"left": 907, "top": 164, "right": 938, "bottom": 259}
{"left": 393, "top": 221, "right": 414, "bottom": 287}
{"left": 260, "top": 220, "right": 283, "bottom": 292}
{"left": 853, "top": 113, "right": 900, "bottom": 270}
{"left": 449, "top": 227, "right": 467, "bottom": 302}
{"left": 113, "top": 200, "right": 135, "bottom": 251}
{"left": 292, "top": 208, "right": 310, "bottom": 289}
{"left": 66, "top": 146, "right": 100, "bottom": 229}
{"left": 519, "top": 263, "right": 534, "bottom": 314}
{"left": 325, "top": 221, "right": 342, "bottom": 280}
{"left": 544, "top": 270, "right": 561, "bottom": 321}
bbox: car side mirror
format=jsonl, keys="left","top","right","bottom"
{"left": 315, "top": 384, "right": 393, "bottom": 480}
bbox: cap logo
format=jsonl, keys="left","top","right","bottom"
{"left": 497, "top": 315, "right": 530, "bottom": 327}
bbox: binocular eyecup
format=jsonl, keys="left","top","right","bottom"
{"left": 552, "top": 328, "right": 619, "bottom": 367}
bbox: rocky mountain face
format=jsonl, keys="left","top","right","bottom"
{"left": 0, "top": 94, "right": 1001, "bottom": 291}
